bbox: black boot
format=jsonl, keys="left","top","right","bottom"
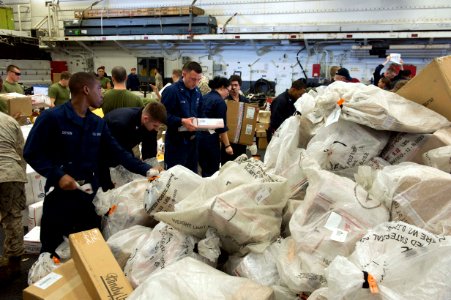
{"left": 0, "top": 255, "right": 21, "bottom": 281}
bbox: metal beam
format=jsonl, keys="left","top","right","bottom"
{"left": 76, "top": 41, "right": 94, "bottom": 55}
{"left": 41, "top": 31, "right": 451, "bottom": 43}
{"left": 113, "top": 40, "right": 131, "bottom": 54}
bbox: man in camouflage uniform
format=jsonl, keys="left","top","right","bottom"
{"left": 0, "top": 111, "right": 27, "bottom": 280}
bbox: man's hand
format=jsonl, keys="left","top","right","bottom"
{"left": 58, "top": 174, "right": 77, "bottom": 190}
{"left": 383, "top": 55, "right": 391, "bottom": 65}
{"left": 181, "top": 117, "right": 197, "bottom": 131}
{"left": 225, "top": 145, "right": 234, "bottom": 155}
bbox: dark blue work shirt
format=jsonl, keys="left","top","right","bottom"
{"left": 104, "top": 107, "right": 157, "bottom": 160}
{"left": 270, "top": 90, "right": 296, "bottom": 132}
{"left": 201, "top": 90, "right": 228, "bottom": 134}
{"left": 126, "top": 73, "right": 140, "bottom": 91}
{"left": 161, "top": 79, "right": 202, "bottom": 135}
{"left": 23, "top": 101, "right": 150, "bottom": 193}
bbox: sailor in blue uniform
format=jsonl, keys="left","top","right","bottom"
{"left": 198, "top": 76, "right": 233, "bottom": 177}
{"left": 24, "top": 72, "right": 151, "bottom": 256}
{"left": 161, "top": 62, "right": 203, "bottom": 172}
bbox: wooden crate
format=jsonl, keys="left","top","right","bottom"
{"left": 75, "top": 6, "right": 204, "bottom": 19}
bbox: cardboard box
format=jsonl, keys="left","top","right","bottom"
{"left": 257, "top": 110, "right": 270, "bottom": 123}
{"left": 397, "top": 55, "right": 451, "bottom": 121}
{"left": 52, "top": 73, "right": 61, "bottom": 83}
{"left": 24, "top": 226, "right": 41, "bottom": 254}
{"left": 0, "top": 93, "right": 32, "bottom": 117}
{"left": 23, "top": 259, "right": 93, "bottom": 300}
{"left": 25, "top": 165, "right": 47, "bottom": 206}
{"left": 195, "top": 118, "right": 224, "bottom": 130}
{"left": 69, "top": 229, "right": 133, "bottom": 300}
{"left": 256, "top": 122, "right": 270, "bottom": 131}
{"left": 178, "top": 118, "right": 224, "bottom": 131}
{"left": 28, "top": 200, "right": 44, "bottom": 230}
{"left": 226, "top": 100, "right": 258, "bottom": 145}
{"left": 257, "top": 137, "right": 268, "bottom": 150}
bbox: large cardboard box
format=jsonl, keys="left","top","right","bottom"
{"left": 0, "top": 93, "right": 32, "bottom": 117}
{"left": 23, "top": 259, "right": 93, "bottom": 300}
{"left": 397, "top": 55, "right": 451, "bottom": 121}
{"left": 69, "top": 229, "right": 133, "bottom": 300}
{"left": 226, "top": 100, "right": 258, "bottom": 145}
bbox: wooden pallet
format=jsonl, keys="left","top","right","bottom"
{"left": 74, "top": 6, "right": 205, "bottom": 19}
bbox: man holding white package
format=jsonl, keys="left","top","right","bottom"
{"left": 161, "top": 61, "right": 204, "bottom": 172}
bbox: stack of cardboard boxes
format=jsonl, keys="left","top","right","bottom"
{"left": 255, "top": 111, "right": 271, "bottom": 150}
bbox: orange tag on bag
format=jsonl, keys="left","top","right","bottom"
{"left": 52, "top": 256, "right": 61, "bottom": 264}
{"left": 367, "top": 274, "right": 379, "bottom": 294}
{"left": 108, "top": 204, "right": 117, "bottom": 216}
{"left": 337, "top": 98, "right": 345, "bottom": 106}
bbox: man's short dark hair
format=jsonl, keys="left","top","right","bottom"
{"left": 69, "top": 72, "right": 97, "bottom": 95}
{"left": 291, "top": 79, "right": 307, "bottom": 90}
{"left": 60, "top": 71, "right": 71, "bottom": 80}
{"left": 208, "top": 76, "right": 230, "bottom": 90}
{"left": 229, "top": 75, "right": 242, "bottom": 86}
{"left": 111, "top": 66, "right": 127, "bottom": 83}
{"left": 7, "top": 65, "right": 20, "bottom": 72}
{"left": 143, "top": 101, "right": 167, "bottom": 124}
{"left": 97, "top": 66, "right": 105, "bottom": 71}
{"left": 182, "top": 61, "right": 202, "bottom": 74}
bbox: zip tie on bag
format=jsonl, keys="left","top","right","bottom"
{"left": 362, "top": 271, "right": 379, "bottom": 294}
{"left": 337, "top": 98, "right": 345, "bottom": 108}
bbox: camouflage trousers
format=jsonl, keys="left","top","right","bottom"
{"left": 0, "top": 182, "right": 26, "bottom": 258}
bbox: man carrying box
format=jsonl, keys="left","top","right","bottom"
{"left": 0, "top": 111, "right": 27, "bottom": 281}
{"left": 1, "top": 65, "right": 24, "bottom": 94}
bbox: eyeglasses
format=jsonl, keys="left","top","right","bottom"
{"left": 11, "top": 71, "right": 21, "bottom": 76}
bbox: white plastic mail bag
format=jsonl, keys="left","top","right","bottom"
{"left": 356, "top": 163, "right": 451, "bottom": 235}
{"left": 144, "top": 165, "right": 204, "bottom": 216}
{"left": 306, "top": 119, "right": 389, "bottom": 170}
{"left": 124, "top": 222, "right": 200, "bottom": 288}
{"left": 106, "top": 225, "right": 153, "bottom": 269}
{"left": 324, "top": 222, "right": 451, "bottom": 300}
{"left": 264, "top": 115, "right": 308, "bottom": 198}
{"left": 127, "top": 257, "right": 274, "bottom": 300}
{"left": 93, "top": 179, "right": 153, "bottom": 239}
{"left": 155, "top": 158, "right": 289, "bottom": 255}
{"left": 317, "top": 81, "right": 450, "bottom": 133}
{"left": 423, "top": 145, "right": 451, "bottom": 173}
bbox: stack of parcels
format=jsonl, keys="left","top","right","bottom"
{"left": 24, "top": 56, "right": 451, "bottom": 299}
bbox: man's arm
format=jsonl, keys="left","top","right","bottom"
{"left": 48, "top": 85, "right": 57, "bottom": 107}
{"left": 141, "top": 130, "right": 158, "bottom": 160}
{"left": 101, "top": 124, "right": 150, "bottom": 176}
{"left": 161, "top": 87, "right": 182, "bottom": 128}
